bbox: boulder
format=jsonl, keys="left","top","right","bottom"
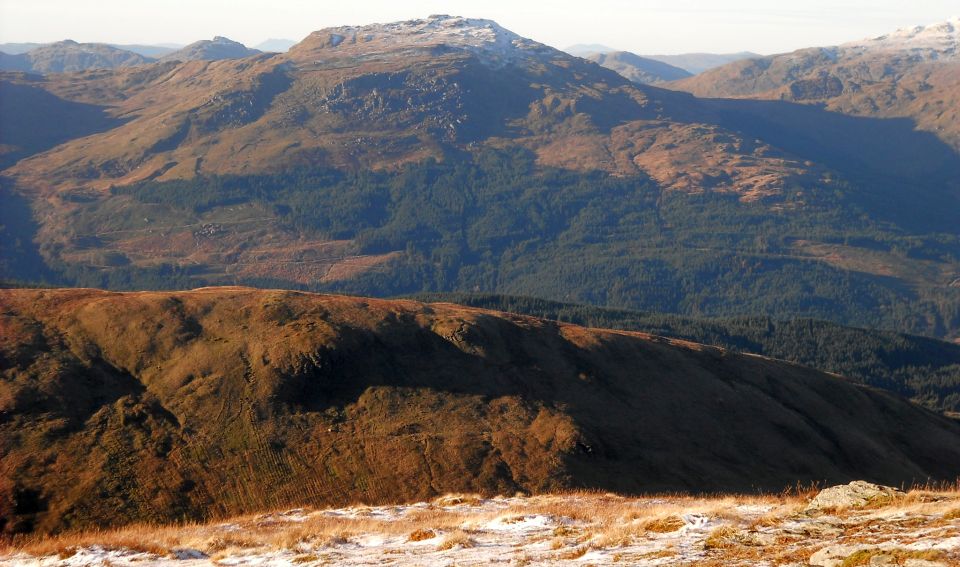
{"left": 809, "top": 544, "right": 859, "bottom": 567}
{"left": 805, "top": 481, "right": 902, "bottom": 513}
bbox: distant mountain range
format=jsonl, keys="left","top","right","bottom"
{"left": 564, "top": 43, "right": 617, "bottom": 56}
{"left": 669, "top": 17, "right": 960, "bottom": 149}
{"left": 581, "top": 51, "right": 692, "bottom": 84}
{"left": 2, "top": 15, "right": 959, "bottom": 341}
{"left": 254, "top": 38, "right": 298, "bottom": 52}
{"left": 0, "top": 40, "right": 152, "bottom": 73}
{"left": 644, "top": 51, "right": 762, "bottom": 74}
{"left": 565, "top": 44, "right": 761, "bottom": 74}
{"left": 0, "top": 37, "right": 264, "bottom": 73}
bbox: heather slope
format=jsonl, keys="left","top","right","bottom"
{"left": 2, "top": 287, "right": 960, "bottom": 535}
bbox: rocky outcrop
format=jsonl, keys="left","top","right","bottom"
{"left": 805, "top": 481, "right": 903, "bottom": 512}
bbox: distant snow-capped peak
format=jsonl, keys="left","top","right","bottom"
{"left": 841, "top": 17, "right": 960, "bottom": 57}
{"left": 299, "top": 15, "right": 553, "bottom": 66}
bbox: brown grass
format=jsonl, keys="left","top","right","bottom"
{"left": 641, "top": 515, "right": 685, "bottom": 533}
{"left": 703, "top": 525, "right": 742, "bottom": 550}
{"left": 5, "top": 487, "right": 960, "bottom": 565}
{"left": 436, "top": 530, "right": 474, "bottom": 550}
{"left": 839, "top": 548, "right": 946, "bottom": 567}
{"left": 406, "top": 528, "right": 436, "bottom": 542}
{"left": 558, "top": 545, "right": 588, "bottom": 560}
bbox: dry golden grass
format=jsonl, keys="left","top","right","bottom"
{"left": 642, "top": 515, "right": 686, "bottom": 533}
{"left": 0, "top": 490, "right": 801, "bottom": 557}
{"left": 5, "top": 486, "right": 960, "bottom": 565}
{"left": 839, "top": 548, "right": 947, "bottom": 567}
{"left": 433, "top": 493, "right": 485, "bottom": 507}
{"left": 406, "top": 528, "right": 436, "bottom": 542}
{"left": 703, "top": 525, "right": 742, "bottom": 550}
{"left": 436, "top": 530, "right": 474, "bottom": 550}
{"left": 558, "top": 545, "right": 589, "bottom": 560}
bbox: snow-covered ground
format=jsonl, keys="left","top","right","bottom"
{"left": 3, "top": 490, "right": 958, "bottom": 566}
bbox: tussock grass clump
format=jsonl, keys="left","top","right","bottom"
{"left": 437, "top": 530, "right": 475, "bottom": 550}
{"left": 642, "top": 515, "right": 686, "bottom": 533}
{"left": 703, "top": 525, "right": 742, "bottom": 550}
{"left": 558, "top": 545, "right": 588, "bottom": 560}
{"left": 433, "top": 493, "right": 484, "bottom": 507}
{"left": 840, "top": 548, "right": 946, "bottom": 567}
{"left": 406, "top": 528, "right": 436, "bottom": 542}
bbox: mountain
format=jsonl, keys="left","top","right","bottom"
{"left": 159, "top": 36, "right": 261, "bottom": 62}
{"left": 669, "top": 18, "right": 960, "bottom": 148}
{"left": 110, "top": 43, "right": 178, "bottom": 58}
{"left": 0, "top": 51, "right": 30, "bottom": 72}
{"left": 0, "top": 40, "right": 152, "bottom": 73}
{"left": 254, "top": 38, "right": 298, "bottom": 52}
{"left": 0, "top": 43, "right": 42, "bottom": 55}
{"left": 582, "top": 51, "right": 692, "bottom": 84}
{"left": 3, "top": 287, "right": 960, "bottom": 535}
{"left": 1, "top": 15, "right": 959, "bottom": 340}
{"left": 645, "top": 52, "right": 761, "bottom": 74}
{"left": 564, "top": 43, "right": 616, "bottom": 56}
{"left": 0, "top": 42, "right": 176, "bottom": 59}
{"left": 567, "top": 48, "right": 761, "bottom": 75}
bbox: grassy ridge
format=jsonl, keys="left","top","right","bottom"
{"left": 4, "top": 287, "right": 960, "bottom": 535}
{"left": 411, "top": 293, "right": 960, "bottom": 413}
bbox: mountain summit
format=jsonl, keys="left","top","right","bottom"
{"left": 841, "top": 16, "right": 960, "bottom": 58}
{"left": 288, "top": 14, "right": 552, "bottom": 67}
{"left": 159, "top": 36, "right": 261, "bottom": 62}
{"left": 669, "top": 16, "right": 960, "bottom": 151}
{"left": 0, "top": 40, "right": 152, "bottom": 73}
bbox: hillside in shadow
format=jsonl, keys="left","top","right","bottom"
{"left": 0, "top": 78, "right": 126, "bottom": 169}
{"left": 3, "top": 288, "right": 960, "bottom": 535}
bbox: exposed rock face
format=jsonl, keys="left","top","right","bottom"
{"left": 805, "top": 481, "right": 903, "bottom": 512}
{"left": 2, "top": 288, "right": 960, "bottom": 535}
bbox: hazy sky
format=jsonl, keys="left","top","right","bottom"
{"left": 1, "top": 0, "right": 958, "bottom": 54}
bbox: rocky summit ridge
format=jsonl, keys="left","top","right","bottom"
{"left": 289, "top": 14, "right": 553, "bottom": 67}
{"left": 841, "top": 16, "right": 960, "bottom": 58}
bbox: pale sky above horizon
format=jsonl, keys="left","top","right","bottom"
{"left": 1, "top": 0, "right": 958, "bottom": 55}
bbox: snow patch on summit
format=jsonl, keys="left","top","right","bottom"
{"left": 841, "top": 16, "right": 960, "bottom": 58}
{"left": 303, "top": 14, "right": 553, "bottom": 67}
